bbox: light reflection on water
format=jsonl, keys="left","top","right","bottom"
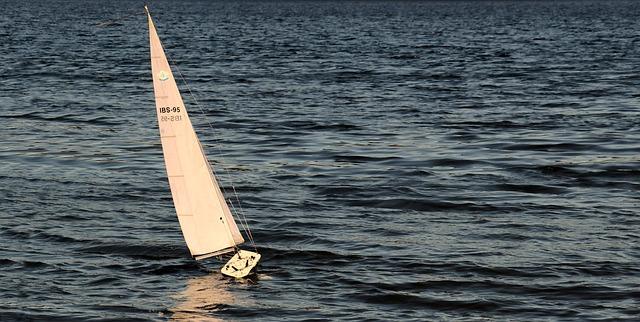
{"left": 170, "top": 272, "right": 238, "bottom": 321}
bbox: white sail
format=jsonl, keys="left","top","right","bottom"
{"left": 146, "top": 8, "right": 244, "bottom": 259}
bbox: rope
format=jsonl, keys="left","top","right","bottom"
{"left": 229, "top": 199, "right": 257, "bottom": 252}
{"left": 150, "top": 10, "right": 257, "bottom": 250}
{"left": 168, "top": 54, "right": 257, "bottom": 250}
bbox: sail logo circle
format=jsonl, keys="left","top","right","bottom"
{"left": 158, "top": 70, "right": 169, "bottom": 81}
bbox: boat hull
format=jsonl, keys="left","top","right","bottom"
{"left": 221, "top": 250, "right": 261, "bottom": 278}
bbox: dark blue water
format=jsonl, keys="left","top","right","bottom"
{"left": 1, "top": 0, "right": 639, "bottom": 320}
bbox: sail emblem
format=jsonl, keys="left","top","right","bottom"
{"left": 158, "top": 70, "right": 169, "bottom": 81}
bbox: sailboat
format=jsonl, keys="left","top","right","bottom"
{"left": 145, "top": 6, "right": 260, "bottom": 278}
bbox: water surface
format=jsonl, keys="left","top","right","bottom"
{"left": 1, "top": 0, "right": 639, "bottom": 320}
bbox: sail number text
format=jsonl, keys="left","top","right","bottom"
{"left": 159, "top": 106, "right": 183, "bottom": 122}
{"left": 159, "top": 106, "right": 181, "bottom": 113}
{"left": 160, "top": 115, "right": 182, "bottom": 122}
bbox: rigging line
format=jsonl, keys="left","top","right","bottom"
{"left": 193, "top": 116, "right": 254, "bottom": 249}
{"left": 154, "top": 19, "right": 256, "bottom": 241}
{"left": 228, "top": 196, "right": 255, "bottom": 248}
{"left": 230, "top": 198, "right": 255, "bottom": 248}
{"left": 229, "top": 186, "right": 256, "bottom": 247}
{"left": 167, "top": 51, "right": 255, "bottom": 239}
{"left": 229, "top": 199, "right": 257, "bottom": 251}
{"left": 195, "top": 139, "right": 247, "bottom": 248}
{"left": 194, "top": 111, "right": 254, "bottom": 248}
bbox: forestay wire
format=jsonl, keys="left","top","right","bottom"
{"left": 147, "top": 9, "right": 257, "bottom": 252}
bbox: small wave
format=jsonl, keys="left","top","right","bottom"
{"left": 487, "top": 222, "right": 565, "bottom": 233}
{"left": 345, "top": 198, "right": 512, "bottom": 213}
{"left": 500, "top": 142, "right": 595, "bottom": 152}
{"left": 517, "top": 164, "right": 584, "bottom": 178}
{"left": 0, "top": 258, "right": 18, "bottom": 266}
{"left": 22, "top": 260, "right": 51, "bottom": 269}
{"left": 312, "top": 185, "right": 369, "bottom": 197}
{"left": 2, "top": 112, "right": 119, "bottom": 126}
{"left": 425, "top": 72, "right": 464, "bottom": 80}
{"left": 277, "top": 120, "right": 361, "bottom": 131}
{"left": 271, "top": 219, "right": 334, "bottom": 230}
{"left": 96, "top": 20, "right": 123, "bottom": 27}
{"left": 0, "top": 312, "right": 84, "bottom": 322}
{"left": 4, "top": 225, "right": 91, "bottom": 247}
{"left": 333, "top": 69, "right": 375, "bottom": 80}
{"left": 334, "top": 155, "right": 401, "bottom": 163}
{"left": 362, "top": 279, "right": 513, "bottom": 293}
{"left": 251, "top": 228, "right": 314, "bottom": 243}
{"left": 0, "top": 174, "right": 97, "bottom": 187}
{"left": 428, "top": 261, "right": 557, "bottom": 278}
{"left": 266, "top": 247, "right": 364, "bottom": 265}
{"left": 540, "top": 101, "right": 583, "bottom": 108}
{"left": 0, "top": 227, "right": 32, "bottom": 240}
{"left": 80, "top": 242, "right": 187, "bottom": 260}
{"left": 426, "top": 158, "right": 481, "bottom": 167}
{"left": 495, "top": 183, "right": 568, "bottom": 194}
{"left": 550, "top": 261, "right": 640, "bottom": 277}
{"left": 524, "top": 283, "right": 630, "bottom": 301}
{"left": 389, "top": 53, "right": 419, "bottom": 60}
{"left": 445, "top": 120, "right": 531, "bottom": 130}
{"left": 353, "top": 290, "right": 503, "bottom": 311}
{"left": 479, "top": 232, "right": 537, "bottom": 241}
{"left": 142, "top": 262, "right": 204, "bottom": 275}
{"left": 32, "top": 231, "right": 87, "bottom": 244}
{"left": 516, "top": 164, "right": 640, "bottom": 189}
{"left": 86, "top": 276, "right": 122, "bottom": 286}
{"left": 590, "top": 167, "right": 640, "bottom": 179}
{"left": 87, "top": 304, "right": 153, "bottom": 316}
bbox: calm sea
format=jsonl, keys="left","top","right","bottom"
{"left": 1, "top": 0, "right": 639, "bottom": 320}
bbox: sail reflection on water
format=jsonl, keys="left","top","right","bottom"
{"left": 169, "top": 272, "right": 250, "bottom": 321}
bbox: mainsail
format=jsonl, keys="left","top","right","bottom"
{"left": 146, "top": 7, "right": 244, "bottom": 260}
